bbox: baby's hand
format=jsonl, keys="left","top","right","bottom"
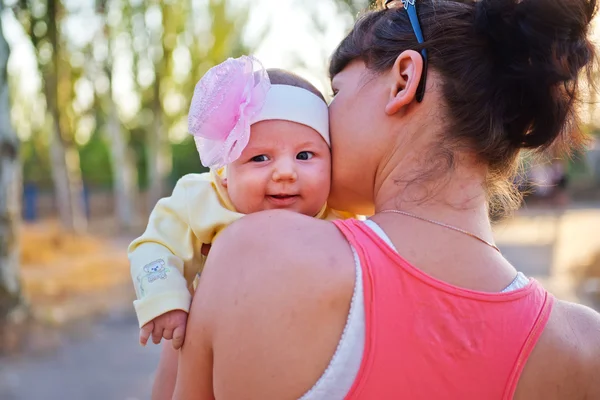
{"left": 139, "top": 310, "right": 188, "bottom": 349}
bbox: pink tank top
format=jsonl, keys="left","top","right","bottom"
{"left": 333, "top": 219, "right": 554, "bottom": 400}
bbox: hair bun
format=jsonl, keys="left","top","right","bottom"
{"left": 474, "top": 0, "right": 596, "bottom": 149}
{"left": 475, "top": 0, "right": 594, "bottom": 83}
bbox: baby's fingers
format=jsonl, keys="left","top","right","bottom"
{"left": 171, "top": 323, "right": 187, "bottom": 350}
{"left": 163, "top": 328, "right": 173, "bottom": 341}
{"left": 152, "top": 324, "right": 164, "bottom": 345}
{"left": 139, "top": 322, "right": 154, "bottom": 347}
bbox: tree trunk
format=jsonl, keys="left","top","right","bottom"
{"left": 147, "top": 83, "right": 171, "bottom": 208}
{"left": 147, "top": 2, "right": 172, "bottom": 209}
{"left": 0, "top": 2, "right": 24, "bottom": 324}
{"left": 99, "top": 1, "right": 139, "bottom": 230}
{"left": 106, "top": 91, "right": 139, "bottom": 229}
{"left": 45, "top": 0, "right": 87, "bottom": 232}
{"left": 46, "top": 113, "right": 85, "bottom": 231}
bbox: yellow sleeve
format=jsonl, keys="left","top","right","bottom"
{"left": 128, "top": 173, "right": 243, "bottom": 328}
{"left": 321, "top": 207, "right": 364, "bottom": 221}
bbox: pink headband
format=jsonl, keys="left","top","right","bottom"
{"left": 188, "top": 56, "right": 329, "bottom": 169}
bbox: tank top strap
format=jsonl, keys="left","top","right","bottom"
{"left": 502, "top": 286, "right": 554, "bottom": 398}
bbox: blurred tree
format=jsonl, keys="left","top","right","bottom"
{"left": 188, "top": 0, "right": 253, "bottom": 83}
{"left": 333, "top": 0, "right": 376, "bottom": 15}
{"left": 140, "top": 0, "right": 254, "bottom": 206}
{"left": 12, "top": 0, "right": 266, "bottom": 224}
{"left": 294, "top": 0, "right": 375, "bottom": 94}
{"left": 96, "top": 0, "right": 139, "bottom": 230}
{"left": 170, "top": 135, "right": 204, "bottom": 180}
{"left": 145, "top": 0, "right": 178, "bottom": 207}
{"left": 0, "top": 1, "right": 24, "bottom": 327}
{"left": 13, "top": 0, "right": 87, "bottom": 232}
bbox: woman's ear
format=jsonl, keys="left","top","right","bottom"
{"left": 385, "top": 50, "right": 423, "bottom": 115}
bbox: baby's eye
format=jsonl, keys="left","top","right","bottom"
{"left": 296, "top": 151, "right": 314, "bottom": 161}
{"left": 251, "top": 155, "right": 269, "bottom": 162}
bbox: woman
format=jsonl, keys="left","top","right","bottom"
{"left": 172, "top": 0, "right": 600, "bottom": 398}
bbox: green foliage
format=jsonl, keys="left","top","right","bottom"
{"left": 333, "top": 0, "right": 378, "bottom": 15}
{"left": 129, "top": 126, "right": 149, "bottom": 190}
{"left": 20, "top": 137, "right": 52, "bottom": 187}
{"left": 79, "top": 133, "right": 113, "bottom": 188}
{"left": 170, "top": 136, "right": 207, "bottom": 184}
{"left": 21, "top": 126, "right": 209, "bottom": 189}
{"left": 22, "top": 130, "right": 113, "bottom": 188}
{"left": 11, "top": 0, "right": 403, "bottom": 203}
{"left": 11, "top": 0, "right": 256, "bottom": 194}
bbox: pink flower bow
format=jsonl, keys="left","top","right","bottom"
{"left": 188, "top": 55, "right": 271, "bottom": 169}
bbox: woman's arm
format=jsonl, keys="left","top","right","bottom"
{"left": 172, "top": 210, "right": 355, "bottom": 400}
{"left": 151, "top": 341, "right": 181, "bottom": 400}
{"left": 172, "top": 316, "right": 214, "bottom": 400}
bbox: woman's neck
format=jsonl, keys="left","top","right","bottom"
{"left": 373, "top": 150, "right": 494, "bottom": 243}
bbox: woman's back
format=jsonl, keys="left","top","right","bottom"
{"left": 334, "top": 218, "right": 553, "bottom": 399}
{"left": 173, "top": 212, "right": 600, "bottom": 399}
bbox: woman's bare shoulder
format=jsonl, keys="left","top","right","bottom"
{"left": 554, "top": 300, "right": 600, "bottom": 366}
{"left": 189, "top": 210, "right": 357, "bottom": 399}
{"left": 514, "top": 299, "right": 600, "bottom": 400}
{"left": 550, "top": 300, "right": 600, "bottom": 367}
{"left": 210, "top": 209, "right": 354, "bottom": 275}
{"left": 199, "top": 210, "right": 355, "bottom": 316}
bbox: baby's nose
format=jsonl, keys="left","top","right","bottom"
{"left": 272, "top": 160, "right": 298, "bottom": 182}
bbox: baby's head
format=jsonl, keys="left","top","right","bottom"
{"left": 188, "top": 56, "right": 331, "bottom": 217}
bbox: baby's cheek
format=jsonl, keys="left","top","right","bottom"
{"left": 318, "top": 162, "right": 332, "bottom": 188}
{"left": 232, "top": 184, "right": 267, "bottom": 214}
{"left": 226, "top": 172, "right": 259, "bottom": 211}
{"left": 308, "top": 167, "right": 332, "bottom": 199}
{"left": 230, "top": 189, "right": 254, "bottom": 213}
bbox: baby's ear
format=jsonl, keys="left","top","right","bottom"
{"left": 221, "top": 177, "right": 228, "bottom": 188}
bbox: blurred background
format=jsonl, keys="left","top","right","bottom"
{"left": 0, "top": 0, "right": 599, "bottom": 399}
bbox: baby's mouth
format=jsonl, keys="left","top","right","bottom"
{"left": 266, "top": 194, "right": 300, "bottom": 206}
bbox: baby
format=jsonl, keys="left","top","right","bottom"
{"left": 128, "top": 55, "right": 354, "bottom": 348}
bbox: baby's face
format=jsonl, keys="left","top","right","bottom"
{"left": 224, "top": 120, "right": 331, "bottom": 216}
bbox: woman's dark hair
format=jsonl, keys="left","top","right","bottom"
{"left": 330, "top": 0, "right": 597, "bottom": 214}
